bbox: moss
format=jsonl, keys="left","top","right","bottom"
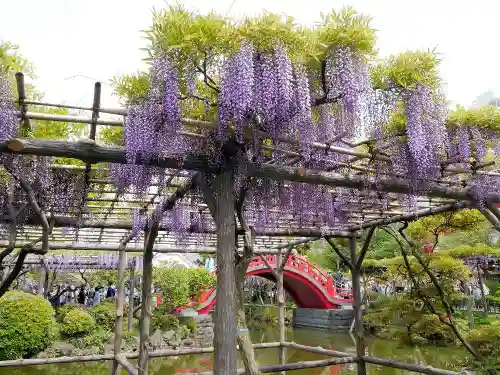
{"left": 0, "top": 291, "right": 58, "bottom": 360}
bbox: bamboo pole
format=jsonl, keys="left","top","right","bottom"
{"left": 115, "top": 354, "right": 138, "bottom": 375}
{"left": 0, "top": 342, "right": 463, "bottom": 375}
{"left": 348, "top": 202, "right": 470, "bottom": 231}
{"left": 276, "top": 248, "right": 286, "bottom": 375}
{"left": 362, "top": 356, "right": 462, "bottom": 375}
{"left": 128, "top": 261, "right": 135, "bottom": 332}
{"left": 11, "top": 107, "right": 499, "bottom": 178}
{"left": 0, "top": 241, "right": 300, "bottom": 255}
{"left": 283, "top": 343, "right": 463, "bottom": 375}
{"left": 350, "top": 235, "right": 366, "bottom": 375}
{"left": 112, "top": 233, "right": 134, "bottom": 375}
{"left": 250, "top": 356, "right": 356, "bottom": 374}
{"left": 282, "top": 342, "right": 352, "bottom": 358}
{"left": 137, "top": 228, "right": 156, "bottom": 373}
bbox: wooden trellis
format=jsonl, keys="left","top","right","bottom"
{"left": 1, "top": 74, "right": 498, "bottom": 374}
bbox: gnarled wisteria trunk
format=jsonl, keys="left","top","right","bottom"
{"left": 212, "top": 170, "right": 238, "bottom": 375}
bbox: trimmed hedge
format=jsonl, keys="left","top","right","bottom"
{"left": 56, "top": 304, "right": 78, "bottom": 323}
{"left": 61, "top": 309, "right": 95, "bottom": 337}
{"left": 90, "top": 301, "right": 117, "bottom": 330}
{"left": 0, "top": 291, "right": 58, "bottom": 360}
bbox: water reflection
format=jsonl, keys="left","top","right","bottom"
{"left": 0, "top": 325, "right": 469, "bottom": 375}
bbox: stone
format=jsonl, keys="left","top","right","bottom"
{"left": 162, "top": 330, "right": 176, "bottom": 341}
{"left": 52, "top": 342, "right": 76, "bottom": 357}
{"left": 81, "top": 346, "right": 101, "bottom": 356}
{"left": 150, "top": 329, "right": 165, "bottom": 350}
{"left": 104, "top": 344, "right": 114, "bottom": 354}
{"left": 107, "top": 333, "right": 115, "bottom": 345}
{"left": 182, "top": 338, "right": 195, "bottom": 347}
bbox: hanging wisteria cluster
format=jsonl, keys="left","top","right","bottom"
{"left": 21, "top": 254, "right": 143, "bottom": 271}
{"left": 0, "top": 75, "right": 91, "bottom": 237}
{"left": 108, "top": 38, "right": 500, "bottom": 235}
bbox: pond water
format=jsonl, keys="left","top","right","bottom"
{"left": 1, "top": 325, "right": 468, "bottom": 375}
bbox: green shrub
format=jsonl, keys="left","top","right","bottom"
{"left": 74, "top": 328, "right": 109, "bottom": 352}
{"left": 90, "top": 301, "right": 117, "bottom": 330}
{"left": 180, "top": 318, "right": 197, "bottom": 333}
{"left": 178, "top": 325, "right": 190, "bottom": 339}
{"left": 468, "top": 325, "right": 500, "bottom": 359}
{"left": 151, "top": 313, "right": 179, "bottom": 332}
{"left": 413, "top": 314, "right": 468, "bottom": 344}
{"left": 0, "top": 291, "right": 58, "bottom": 360}
{"left": 56, "top": 304, "right": 78, "bottom": 323}
{"left": 61, "top": 309, "right": 95, "bottom": 337}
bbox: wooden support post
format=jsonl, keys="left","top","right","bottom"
{"left": 128, "top": 260, "right": 135, "bottom": 332}
{"left": 276, "top": 249, "right": 287, "bottom": 375}
{"left": 350, "top": 235, "right": 366, "bottom": 375}
{"left": 137, "top": 228, "right": 157, "bottom": 374}
{"left": 112, "top": 243, "right": 128, "bottom": 375}
{"left": 213, "top": 170, "right": 238, "bottom": 375}
{"left": 38, "top": 260, "right": 46, "bottom": 296}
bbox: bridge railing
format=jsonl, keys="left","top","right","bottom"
{"left": 248, "top": 254, "right": 353, "bottom": 302}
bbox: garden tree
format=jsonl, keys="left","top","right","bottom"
{"left": 364, "top": 250, "right": 470, "bottom": 343}
{"left": 152, "top": 266, "right": 215, "bottom": 309}
{"left": 444, "top": 244, "right": 500, "bottom": 315}
{"left": 405, "top": 210, "right": 495, "bottom": 317}
{"left": 406, "top": 209, "right": 487, "bottom": 250}
{"left": 100, "top": 4, "right": 500, "bottom": 374}
{"left": 381, "top": 224, "right": 496, "bottom": 369}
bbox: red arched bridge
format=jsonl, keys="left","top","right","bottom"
{"left": 189, "top": 255, "right": 353, "bottom": 314}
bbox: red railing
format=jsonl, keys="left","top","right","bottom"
{"left": 182, "top": 255, "right": 353, "bottom": 311}
{"left": 248, "top": 255, "right": 353, "bottom": 302}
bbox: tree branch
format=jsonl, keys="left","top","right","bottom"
{"left": 0, "top": 236, "right": 44, "bottom": 297}
{"left": 477, "top": 206, "right": 500, "bottom": 232}
{"left": 0, "top": 192, "right": 17, "bottom": 263}
{"left": 3, "top": 165, "right": 51, "bottom": 252}
{"left": 382, "top": 225, "right": 481, "bottom": 361}
{"left": 279, "top": 246, "right": 294, "bottom": 272}
{"left": 355, "top": 226, "right": 376, "bottom": 270}
{"left": 324, "top": 236, "right": 353, "bottom": 270}
{"left": 259, "top": 254, "right": 278, "bottom": 279}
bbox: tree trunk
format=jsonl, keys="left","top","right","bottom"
{"left": 350, "top": 236, "right": 366, "bottom": 375}
{"left": 463, "top": 281, "right": 475, "bottom": 329}
{"left": 476, "top": 265, "right": 488, "bottom": 315}
{"left": 38, "top": 264, "right": 46, "bottom": 296}
{"left": 213, "top": 170, "right": 238, "bottom": 375}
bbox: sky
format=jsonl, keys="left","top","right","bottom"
{"left": 1, "top": 0, "right": 499, "bottom": 110}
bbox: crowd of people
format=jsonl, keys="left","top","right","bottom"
{"left": 45, "top": 282, "right": 141, "bottom": 308}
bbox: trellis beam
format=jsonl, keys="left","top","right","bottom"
{"left": 0, "top": 241, "right": 292, "bottom": 254}
{"left": 4, "top": 138, "right": 500, "bottom": 203}
{"left": 348, "top": 201, "right": 470, "bottom": 231}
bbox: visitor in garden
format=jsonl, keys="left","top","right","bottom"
{"left": 93, "top": 286, "right": 102, "bottom": 305}
{"left": 77, "top": 285, "right": 85, "bottom": 305}
{"left": 106, "top": 283, "right": 115, "bottom": 298}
